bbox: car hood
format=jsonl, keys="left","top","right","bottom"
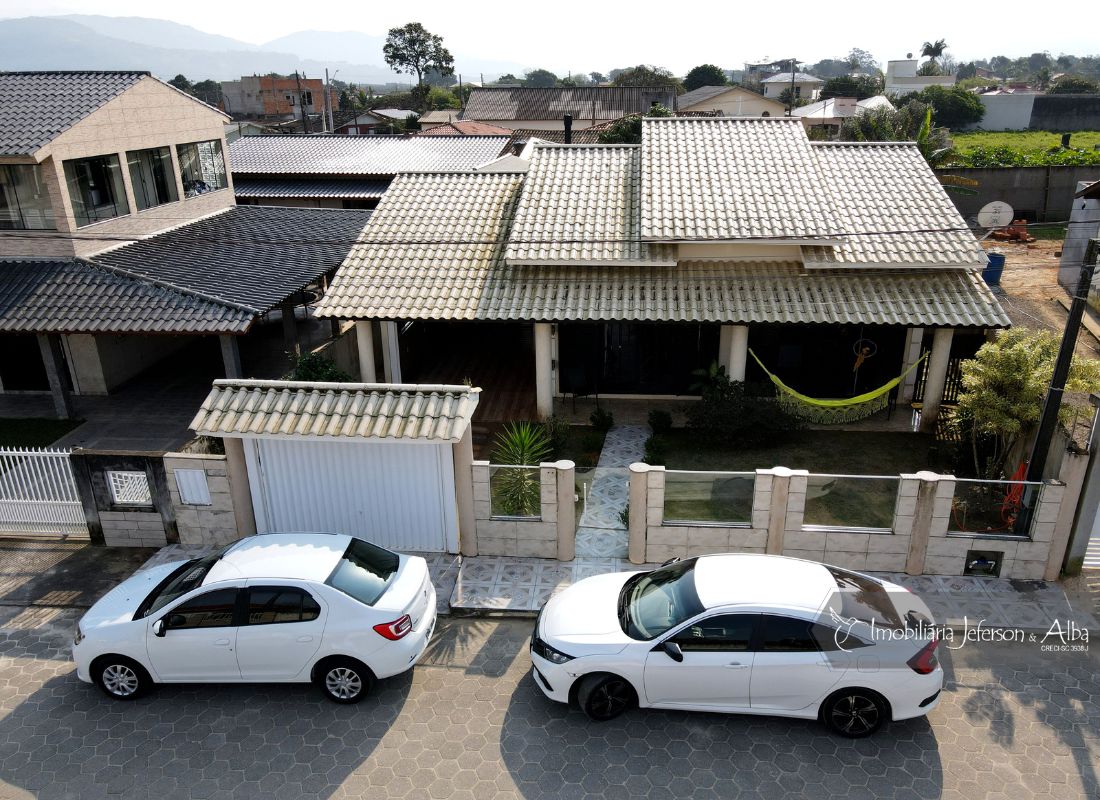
{"left": 540, "top": 572, "right": 637, "bottom": 652}
{"left": 79, "top": 561, "right": 185, "bottom": 630}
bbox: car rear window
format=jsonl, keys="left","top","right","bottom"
{"left": 325, "top": 539, "right": 400, "bottom": 607}
{"left": 826, "top": 565, "right": 904, "bottom": 629}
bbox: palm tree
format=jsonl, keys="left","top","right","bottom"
{"left": 921, "top": 39, "right": 948, "bottom": 66}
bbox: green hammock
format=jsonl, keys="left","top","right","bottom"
{"left": 748, "top": 349, "right": 929, "bottom": 425}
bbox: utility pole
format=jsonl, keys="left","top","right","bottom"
{"left": 787, "top": 57, "right": 797, "bottom": 116}
{"left": 325, "top": 68, "right": 338, "bottom": 133}
{"left": 1023, "top": 237, "right": 1099, "bottom": 490}
{"left": 294, "top": 70, "right": 311, "bottom": 134}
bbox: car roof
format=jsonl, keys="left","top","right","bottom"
{"left": 204, "top": 533, "right": 352, "bottom": 585}
{"left": 692, "top": 554, "right": 836, "bottom": 612}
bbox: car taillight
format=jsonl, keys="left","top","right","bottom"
{"left": 373, "top": 615, "right": 412, "bottom": 641}
{"left": 907, "top": 638, "right": 939, "bottom": 674}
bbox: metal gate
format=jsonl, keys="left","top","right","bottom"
{"left": 0, "top": 448, "right": 88, "bottom": 538}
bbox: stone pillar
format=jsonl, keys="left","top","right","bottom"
{"left": 918, "top": 327, "right": 954, "bottom": 433}
{"left": 1041, "top": 479, "right": 1072, "bottom": 581}
{"left": 469, "top": 460, "right": 491, "bottom": 557}
{"left": 355, "top": 321, "right": 377, "bottom": 382}
{"left": 905, "top": 471, "right": 942, "bottom": 575}
{"left": 555, "top": 460, "right": 576, "bottom": 561}
{"left": 628, "top": 463, "right": 650, "bottom": 564}
{"left": 764, "top": 467, "right": 793, "bottom": 555}
{"left": 899, "top": 327, "right": 924, "bottom": 403}
{"left": 223, "top": 437, "right": 257, "bottom": 537}
{"left": 36, "top": 333, "right": 74, "bottom": 419}
{"left": 379, "top": 321, "right": 402, "bottom": 384}
{"left": 451, "top": 427, "right": 476, "bottom": 557}
{"left": 534, "top": 322, "right": 553, "bottom": 419}
{"left": 720, "top": 324, "right": 749, "bottom": 382}
{"left": 219, "top": 334, "right": 242, "bottom": 379}
{"left": 281, "top": 301, "right": 299, "bottom": 358}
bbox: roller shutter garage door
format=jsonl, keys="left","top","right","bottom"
{"left": 244, "top": 437, "right": 457, "bottom": 553}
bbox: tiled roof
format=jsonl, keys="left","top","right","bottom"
{"left": 676, "top": 85, "right": 735, "bottom": 108}
{"left": 0, "top": 71, "right": 147, "bottom": 156}
{"left": 0, "top": 259, "right": 252, "bottom": 334}
{"left": 794, "top": 95, "right": 893, "bottom": 120}
{"left": 89, "top": 206, "right": 372, "bottom": 313}
{"left": 417, "top": 120, "right": 515, "bottom": 136}
{"left": 506, "top": 145, "right": 674, "bottom": 265}
{"left": 190, "top": 380, "right": 481, "bottom": 441}
{"left": 228, "top": 135, "right": 509, "bottom": 176}
{"left": 803, "top": 143, "right": 987, "bottom": 267}
{"left": 233, "top": 178, "right": 390, "bottom": 199}
{"left": 418, "top": 110, "right": 459, "bottom": 125}
{"left": 504, "top": 129, "right": 603, "bottom": 152}
{"left": 370, "top": 108, "right": 417, "bottom": 120}
{"left": 640, "top": 117, "right": 838, "bottom": 241}
{"left": 762, "top": 72, "right": 824, "bottom": 83}
{"left": 318, "top": 172, "right": 524, "bottom": 321}
{"left": 463, "top": 87, "right": 677, "bottom": 121}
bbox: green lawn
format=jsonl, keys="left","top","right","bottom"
{"left": 0, "top": 418, "right": 82, "bottom": 448}
{"left": 951, "top": 129, "right": 1100, "bottom": 152}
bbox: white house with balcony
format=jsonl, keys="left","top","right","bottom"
{"left": 885, "top": 60, "right": 957, "bottom": 97}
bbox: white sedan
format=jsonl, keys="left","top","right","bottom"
{"left": 73, "top": 533, "right": 436, "bottom": 703}
{"left": 530, "top": 554, "right": 942, "bottom": 737}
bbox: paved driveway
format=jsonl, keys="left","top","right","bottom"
{"left": 0, "top": 608, "right": 1096, "bottom": 800}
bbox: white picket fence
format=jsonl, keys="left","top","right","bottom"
{"left": 0, "top": 448, "right": 87, "bottom": 538}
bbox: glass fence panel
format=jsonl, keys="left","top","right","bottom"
{"left": 950, "top": 479, "right": 1042, "bottom": 536}
{"left": 663, "top": 471, "right": 755, "bottom": 524}
{"left": 489, "top": 465, "right": 541, "bottom": 519}
{"left": 803, "top": 475, "right": 900, "bottom": 530}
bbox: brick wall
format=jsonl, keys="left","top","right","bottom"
{"left": 100, "top": 510, "right": 168, "bottom": 548}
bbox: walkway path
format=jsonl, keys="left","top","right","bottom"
{"left": 574, "top": 424, "right": 648, "bottom": 558}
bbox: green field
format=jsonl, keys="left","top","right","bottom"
{"left": 951, "top": 129, "right": 1100, "bottom": 152}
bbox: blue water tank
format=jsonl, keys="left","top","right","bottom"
{"left": 983, "top": 252, "right": 1006, "bottom": 286}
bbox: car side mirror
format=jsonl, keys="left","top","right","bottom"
{"left": 660, "top": 557, "right": 681, "bottom": 567}
{"left": 662, "top": 641, "right": 684, "bottom": 663}
{"left": 152, "top": 619, "right": 166, "bottom": 637}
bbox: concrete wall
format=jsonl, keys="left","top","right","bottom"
{"left": 99, "top": 509, "right": 169, "bottom": 548}
{"left": 963, "top": 94, "right": 1100, "bottom": 132}
{"left": 164, "top": 453, "right": 240, "bottom": 546}
{"left": 471, "top": 460, "right": 575, "bottom": 558}
{"left": 935, "top": 166, "right": 1100, "bottom": 222}
{"left": 310, "top": 322, "right": 359, "bottom": 378}
{"left": 1059, "top": 182, "right": 1100, "bottom": 290}
{"left": 968, "top": 94, "right": 1036, "bottom": 131}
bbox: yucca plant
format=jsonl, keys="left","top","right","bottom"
{"left": 490, "top": 422, "right": 552, "bottom": 516}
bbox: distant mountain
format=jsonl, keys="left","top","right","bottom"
{"left": 58, "top": 14, "right": 260, "bottom": 53}
{"left": 263, "top": 30, "right": 387, "bottom": 65}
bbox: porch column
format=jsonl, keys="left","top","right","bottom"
{"left": 36, "top": 333, "right": 74, "bottom": 419}
{"left": 900, "top": 327, "right": 924, "bottom": 403}
{"left": 534, "top": 322, "right": 553, "bottom": 419}
{"left": 355, "top": 321, "right": 377, "bottom": 382}
{"left": 219, "top": 334, "right": 242, "bottom": 379}
{"left": 223, "top": 436, "right": 257, "bottom": 537}
{"left": 918, "top": 327, "right": 954, "bottom": 433}
{"left": 452, "top": 426, "right": 476, "bottom": 557}
{"left": 280, "top": 301, "right": 299, "bottom": 358}
{"left": 720, "top": 324, "right": 749, "bottom": 382}
{"left": 379, "top": 321, "right": 402, "bottom": 383}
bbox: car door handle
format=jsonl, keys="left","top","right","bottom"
{"left": 725, "top": 662, "right": 748, "bottom": 669}
{"left": 296, "top": 636, "right": 313, "bottom": 643}
{"left": 213, "top": 638, "right": 231, "bottom": 646}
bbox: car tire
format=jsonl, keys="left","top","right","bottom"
{"left": 577, "top": 674, "right": 636, "bottom": 722}
{"left": 822, "top": 689, "right": 888, "bottom": 738}
{"left": 92, "top": 656, "right": 152, "bottom": 701}
{"left": 316, "top": 657, "right": 373, "bottom": 704}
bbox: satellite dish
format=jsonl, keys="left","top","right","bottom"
{"left": 977, "top": 201, "right": 1014, "bottom": 229}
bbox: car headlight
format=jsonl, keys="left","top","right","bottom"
{"left": 532, "top": 636, "right": 574, "bottom": 665}
{"left": 73, "top": 624, "right": 84, "bottom": 646}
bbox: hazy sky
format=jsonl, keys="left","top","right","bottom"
{"left": 3, "top": 0, "right": 1092, "bottom": 74}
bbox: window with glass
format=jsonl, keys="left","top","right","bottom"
{"left": 165, "top": 588, "right": 239, "bottom": 630}
{"left": 246, "top": 587, "right": 321, "bottom": 625}
{"left": 0, "top": 164, "right": 55, "bottom": 230}
{"left": 671, "top": 614, "right": 756, "bottom": 652}
{"left": 325, "top": 539, "right": 400, "bottom": 606}
{"left": 62, "top": 154, "right": 129, "bottom": 226}
{"left": 176, "top": 140, "right": 227, "bottom": 197}
{"left": 126, "top": 146, "right": 178, "bottom": 211}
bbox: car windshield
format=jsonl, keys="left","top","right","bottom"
{"left": 618, "top": 559, "right": 704, "bottom": 640}
{"left": 826, "top": 565, "right": 904, "bottom": 629}
{"left": 138, "top": 546, "right": 230, "bottom": 618}
{"left": 325, "top": 538, "right": 400, "bottom": 607}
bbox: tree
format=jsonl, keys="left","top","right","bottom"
{"left": 821, "top": 75, "right": 882, "bottom": 100}
{"left": 956, "top": 62, "right": 977, "bottom": 80}
{"left": 847, "top": 48, "right": 878, "bottom": 72}
{"left": 839, "top": 100, "right": 953, "bottom": 165}
{"left": 495, "top": 73, "right": 520, "bottom": 84}
{"left": 611, "top": 64, "right": 684, "bottom": 93}
{"left": 778, "top": 88, "right": 808, "bottom": 108}
{"left": 589, "top": 71, "right": 608, "bottom": 84}
{"left": 382, "top": 22, "right": 455, "bottom": 111}
{"left": 522, "top": 69, "right": 558, "bottom": 88}
{"left": 425, "top": 86, "right": 461, "bottom": 110}
{"left": 952, "top": 328, "right": 1100, "bottom": 478}
{"left": 917, "top": 60, "right": 944, "bottom": 76}
{"left": 596, "top": 103, "right": 673, "bottom": 144}
{"left": 684, "top": 64, "right": 728, "bottom": 92}
{"left": 1048, "top": 75, "right": 1100, "bottom": 94}
{"left": 905, "top": 85, "right": 984, "bottom": 128}
{"left": 920, "top": 39, "right": 948, "bottom": 66}
{"left": 168, "top": 74, "right": 192, "bottom": 93}
{"left": 191, "top": 79, "right": 222, "bottom": 106}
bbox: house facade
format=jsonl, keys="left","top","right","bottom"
{"left": 318, "top": 118, "right": 1008, "bottom": 432}
{"left": 793, "top": 95, "right": 894, "bottom": 137}
{"left": 676, "top": 85, "right": 786, "bottom": 117}
{"left": 761, "top": 72, "right": 824, "bottom": 102}
{"left": 885, "top": 60, "right": 957, "bottom": 97}
{"left": 220, "top": 75, "right": 335, "bottom": 119}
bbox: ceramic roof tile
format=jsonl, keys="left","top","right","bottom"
{"left": 505, "top": 144, "right": 674, "bottom": 265}
{"left": 232, "top": 178, "right": 390, "bottom": 199}
{"left": 463, "top": 87, "right": 677, "bottom": 121}
{"left": 228, "top": 135, "right": 509, "bottom": 176}
{"left": 190, "top": 380, "right": 480, "bottom": 441}
{"left": 803, "top": 143, "right": 987, "bottom": 267}
{"left": 640, "top": 117, "right": 840, "bottom": 241}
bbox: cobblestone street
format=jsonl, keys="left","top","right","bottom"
{"left": 0, "top": 603, "right": 1097, "bottom": 800}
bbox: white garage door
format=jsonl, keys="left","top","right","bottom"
{"left": 244, "top": 437, "right": 457, "bottom": 553}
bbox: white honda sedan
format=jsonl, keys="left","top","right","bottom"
{"left": 73, "top": 533, "right": 436, "bottom": 704}
{"left": 530, "top": 554, "right": 942, "bottom": 737}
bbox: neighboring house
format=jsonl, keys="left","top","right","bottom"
{"left": 461, "top": 86, "right": 677, "bottom": 131}
{"left": 885, "top": 60, "right": 956, "bottom": 97}
{"left": 761, "top": 72, "right": 824, "bottom": 102}
{"left": 0, "top": 70, "right": 372, "bottom": 416}
{"left": 793, "top": 95, "right": 894, "bottom": 137}
{"left": 220, "top": 75, "right": 335, "bottom": 119}
{"left": 676, "top": 85, "right": 786, "bottom": 117}
{"left": 419, "top": 109, "right": 460, "bottom": 127}
{"left": 1059, "top": 180, "right": 1100, "bottom": 298}
{"left": 417, "top": 120, "right": 515, "bottom": 137}
{"left": 224, "top": 121, "right": 272, "bottom": 142}
{"left": 228, "top": 134, "right": 510, "bottom": 209}
{"left": 318, "top": 118, "right": 1007, "bottom": 433}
